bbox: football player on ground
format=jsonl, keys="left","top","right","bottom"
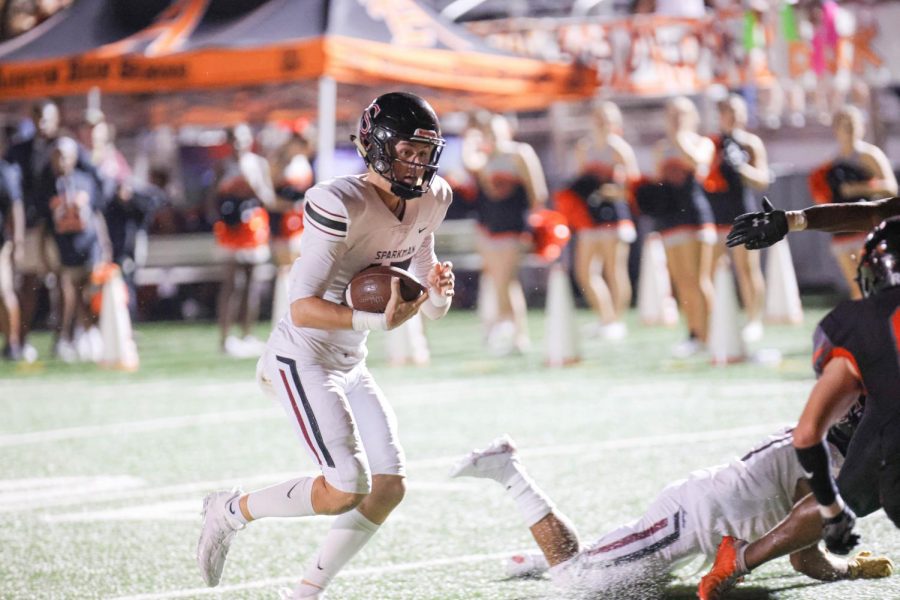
{"left": 197, "top": 92, "right": 456, "bottom": 599}
{"left": 452, "top": 417, "right": 892, "bottom": 597}
{"left": 726, "top": 195, "right": 900, "bottom": 250}
{"left": 699, "top": 217, "right": 900, "bottom": 599}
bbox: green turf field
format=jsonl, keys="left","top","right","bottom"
{"left": 1, "top": 308, "right": 898, "bottom": 599}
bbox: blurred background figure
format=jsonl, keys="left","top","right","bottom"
{"left": 556, "top": 100, "right": 637, "bottom": 340}
{"left": 809, "top": 105, "right": 897, "bottom": 299}
{"left": 464, "top": 112, "right": 548, "bottom": 356}
{"left": 84, "top": 113, "right": 163, "bottom": 319}
{"left": 0, "top": 133, "right": 24, "bottom": 361}
{"left": 4, "top": 99, "right": 64, "bottom": 362}
{"left": 267, "top": 119, "right": 313, "bottom": 323}
{"left": 646, "top": 96, "right": 716, "bottom": 357}
{"left": 704, "top": 93, "right": 770, "bottom": 342}
{"left": 40, "top": 137, "right": 109, "bottom": 363}
{"left": 209, "top": 123, "right": 274, "bottom": 358}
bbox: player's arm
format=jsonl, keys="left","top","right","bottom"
{"left": 793, "top": 355, "right": 863, "bottom": 553}
{"left": 726, "top": 196, "right": 900, "bottom": 249}
{"left": 410, "top": 233, "right": 454, "bottom": 320}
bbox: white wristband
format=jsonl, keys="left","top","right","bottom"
{"left": 787, "top": 210, "right": 807, "bottom": 232}
{"left": 351, "top": 310, "right": 387, "bottom": 331}
{"left": 819, "top": 497, "right": 845, "bottom": 520}
{"left": 427, "top": 288, "right": 451, "bottom": 308}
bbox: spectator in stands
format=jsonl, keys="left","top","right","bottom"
{"left": 556, "top": 100, "right": 638, "bottom": 340}
{"left": 39, "top": 137, "right": 110, "bottom": 363}
{"left": 809, "top": 105, "right": 897, "bottom": 299}
{"left": 209, "top": 123, "right": 275, "bottom": 358}
{"left": 641, "top": 96, "right": 716, "bottom": 357}
{"left": 704, "top": 93, "right": 770, "bottom": 342}
{"left": 0, "top": 135, "right": 25, "bottom": 361}
{"left": 463, "top": 112, "right": 548, "bottom": 356}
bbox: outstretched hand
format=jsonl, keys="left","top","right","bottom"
{"left": 427, "top": 261, "right": 455, "bottom": 302}
{"left": 726, "top": 197, "right": 789, "bottom": 249}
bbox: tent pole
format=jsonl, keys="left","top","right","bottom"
{"left": 316, "top": 76, "right": 337, "bottom": 182}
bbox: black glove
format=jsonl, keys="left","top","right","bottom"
{"left": 726, "top": 197, "right": 789, "bottom": 249}
{"left": 823, "top": 506, "right": 860, "bottom": 555}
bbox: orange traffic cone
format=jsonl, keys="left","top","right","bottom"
{"left": 99, "top": 266, "right": 139, "bottom": 371}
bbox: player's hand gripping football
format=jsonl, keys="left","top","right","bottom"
{"left": 726, "top": 197, "right": 789, "bottom": 249}
{"left": 847, "top": 551, "right": 894, "bottom": 579}
{"left": 427, "top": 261, "right": 455, "bottom": 302}
{"left": 384, "top": 276, "right": 428, "bottom": 330}
{"left": 823, "top": 506, "right": 860, "bottom": 555}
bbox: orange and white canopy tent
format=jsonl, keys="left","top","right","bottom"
{"left": 0, "top": 0, "right": 597, "bottom": 111}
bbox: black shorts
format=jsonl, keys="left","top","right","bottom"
{"left": 837, "top": 410, "right": 900, "bottom": 518}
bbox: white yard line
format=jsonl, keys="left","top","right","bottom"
{"left": 110, "top": 550, "right": 526, "bottom": 600}
{"left": 1, "top": 422, "right": 785, "bottom": 514}
{"left": 0, "top": 380, "right": 811, "bottom": 448}
{"left": 0, "top": 408, "right": 280, "bottom": 447}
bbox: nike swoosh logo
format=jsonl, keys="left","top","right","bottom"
{"left": 228, "top": 502, "right": 236, "bottom": 515}
{"left": 316, "top": 559, "right": 324, "bottom": 570}
{"left": 418, "top": 226, "right": 427, "bottom": 233}
{"left": 286, "top": 481, "right": 301, "bottom": 498}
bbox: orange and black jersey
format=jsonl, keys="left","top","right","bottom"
{"left": 813, "top": 286, "right": 900, "bottom": 412}
{"left": 815, "top": 286, "right": 900, "bottom": 517}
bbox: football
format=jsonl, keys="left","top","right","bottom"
{"left": 345, "top": 266, "right": 426, "bottom": 313}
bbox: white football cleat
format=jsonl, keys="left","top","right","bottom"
{"left": 504, "top": 552, "right": 550, "bottom": 579}
{"left": 450, "top": 435, "right": 518, "bottom": 481}
{"left": 197, "top": 489, "right": 245, "bottom": 587}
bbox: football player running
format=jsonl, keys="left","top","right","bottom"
{"left": 452, "top": 416, "right": 892, "bottom": 597}
{"left": 699, "top": 218, "right": 900, "bottom": 599}
{"left": 197, "top": 92, "right": 455, "bottom": 599}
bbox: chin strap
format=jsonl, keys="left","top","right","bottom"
{"left": 390, "top": 182, "right": 423, "bottom": 200}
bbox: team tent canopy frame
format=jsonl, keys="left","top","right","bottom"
{"left": 0, "top": 0, "right": 597, "bottom": 178}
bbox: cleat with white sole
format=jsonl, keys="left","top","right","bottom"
{"left": 197, "top": 489, "right": 244, "bottom": 587}
{"left": 450, "top": 434, "right": 518, "bottom": 481}
{"left": 504, "top": 552, "right": 550, "bottom": 578}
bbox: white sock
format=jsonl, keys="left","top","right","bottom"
{"left": 502, "top": 461, "right": 554, "bottom": 527}
{"left": 244, "top": 477, "right": 317, "bottom": 520}
{"left": 302, "top": 509, "right": 380, "bottom": 589}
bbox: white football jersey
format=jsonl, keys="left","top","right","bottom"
{"left": 267, "top": 173, "right": 452, "bottom": 369}
{"left": 669, "top": 427, "right": 844, "bottom": 562}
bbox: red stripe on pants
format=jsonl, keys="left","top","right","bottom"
{"left": 279, "top": 369, "right": 322, "bottom": 465}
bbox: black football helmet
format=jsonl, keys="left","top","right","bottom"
{"left": 856, "top": 216, "right": 900, "bottom": 297}
{"left": 351, "top": 92, "right": 445, "bottom": 200}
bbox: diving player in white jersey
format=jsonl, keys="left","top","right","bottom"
{"left": 196, "top": 92, "right": 456, "bottom": 599}
{"left": 451, "top": 415, "right": 892, "bottom": 597}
